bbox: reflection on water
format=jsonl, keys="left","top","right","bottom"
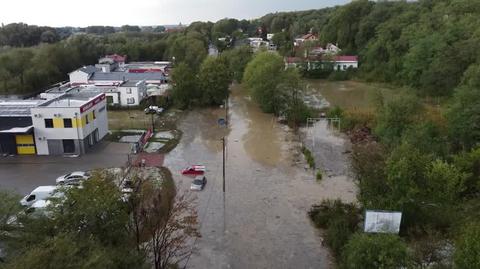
{"left": 230, "top": 85, "right": 284, "bottom": 167}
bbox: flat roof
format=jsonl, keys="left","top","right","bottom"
{"left": 0, "top": 100, "right": 45, "bottom": 117}
{"left": 39, "top": 91, "right": 103, "bottom": 108}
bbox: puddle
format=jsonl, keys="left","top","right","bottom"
{"left": 144, "top": 142, "right": 165, "bottom": 153}
{"left": 154, "top": 131, "right": 175, "bottom": 140}
{"left": 119, "top": 135, "right": 143, "bottom": 143}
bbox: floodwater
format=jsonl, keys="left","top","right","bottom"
{"left": 306, "top": 79, "right": 399, "bottom": 110}
{"left": 164, "top": 84, "right": 356, "bottom": 269}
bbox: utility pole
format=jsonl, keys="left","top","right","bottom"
{"left": 151, "top": 113, "right": 155, "bottom": 133}
{"left": 222, "top": 137, "right": 225, "bottom": 193}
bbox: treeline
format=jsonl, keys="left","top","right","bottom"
{"left": 259, "top": 0, "right": 480, "bottom": 97}
{"left": 0, "top": 23, "right": 60, "bottom": 47}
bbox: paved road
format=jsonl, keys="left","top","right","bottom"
{"left": 0, "top": 141, "right": 131, "bottom": 195}
{"left": 164, "top": 86, "right": 356, "bottom": 269}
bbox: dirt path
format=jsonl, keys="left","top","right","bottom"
{"left": 164, "top": 85, "right": 356, "bottom": 269}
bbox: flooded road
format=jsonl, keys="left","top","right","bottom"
{"left": 164, "top": 84, "right": 355, "bottom": 269}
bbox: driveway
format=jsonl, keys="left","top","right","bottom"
{"left": 0, "top": 141, "right": 131, "bottom": 195}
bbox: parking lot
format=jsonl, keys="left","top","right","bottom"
{"left": 0, "top": 141, "right": 131, "bottom": 195}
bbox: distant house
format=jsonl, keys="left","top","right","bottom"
{"left": 285, "top": 55, "right": 358, "bottom": 71}
{"left": 105, "top": 54, "right": 127, "bottom": 66}
{"left": 309, "top": 43, "right": 342, "bottom": 57}
{"left": 294, "top": 33, "right": 318, "bottom": 47}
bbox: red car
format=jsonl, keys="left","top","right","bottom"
{"left": 181, "top": 165, "right": 206, "bottom": 176}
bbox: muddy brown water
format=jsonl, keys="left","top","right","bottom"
{"left": 164, "top": 84, "right": 356, "bottom": 269}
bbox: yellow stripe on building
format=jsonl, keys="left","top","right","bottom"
{"left": 53, "top": 118, "right": 64, "bottom": 128}
{"left": 88, "top": 112, "right": 94, "bottom": 122}
{"left": 73, "top": 117, "right": 85, "bottom": 128}
{"left": 15, "top": 135, "right": 36, "bottom": 155}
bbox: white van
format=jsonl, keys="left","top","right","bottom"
{"left": 20, "top": 186, "right": 58, "bottom": 207}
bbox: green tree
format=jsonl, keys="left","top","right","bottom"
{"left": 171, "top": 63, "right": 198, "bottom": 109}
{"left": 454, "top": 222, "right": 480, "bottom": 269}
{"left": 243, "top": 52, "right": 285, "bottom": 114}
{"left": 221, "top": 46, "right": 253, "bottom": 82}
{"left": 198, "top": 56, "right": 232, "bottom": 106}
{"left": 343, "top": 233, "right": 409, "bottom": 269}
{"left": 374, "top": 93, "right": 422, "bottom": 146}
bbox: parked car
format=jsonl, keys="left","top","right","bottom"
{"left": 181, "top": 165, "right": 206, "bottom": 176}
{"left": 190, "top": 176, "right": 207, "bottom": 191}
{"left": 20, "top": 186, "right": 58, "bottom": 207}
{"left": 144, "top": 106, "right": 164, "bottom": 115}
{"left": 56, "top": 171, "right": 90, "bottom": 185}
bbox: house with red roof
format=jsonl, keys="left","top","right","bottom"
{"left": 294, "top": 33, "right": 318, "bottom": 46}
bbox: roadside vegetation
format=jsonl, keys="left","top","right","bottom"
{"left": 0, "top": 170, "right": 198, "bottom": 269}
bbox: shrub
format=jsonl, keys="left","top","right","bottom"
{"left": 454, "top": 222, "right": 480, "bottom": 269}
{"left": 302, "top": 146, "right": 315, "bottom": 169}
{"left": 343, "top": 233, "right": 409, "bottom": 269}
{"left": 316, "top": 171, "right": 323, "bottom": 181}
{"left": 308, "top": 200, "right": 361, "bottom": 257}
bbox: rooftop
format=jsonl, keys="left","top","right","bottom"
{"left": 90, "top": 72, "right": 166, "bottom": 82}
{"left": 40, "top": 91, "right": 103, "bottom": 108}
{"left": 0, "top": 100, "right": 45, "bottom": 117}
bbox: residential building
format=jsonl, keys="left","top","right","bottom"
{"left": 294, "top": 33, "right": 318, "bottom": 47}
{"left": 285, "top": 55, "right": 358, "bottom": 71}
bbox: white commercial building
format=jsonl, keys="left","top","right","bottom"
{"left": 31, "top": 91, "right": 108, "bottom": 155}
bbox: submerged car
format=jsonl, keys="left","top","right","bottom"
{"left": 181, "top": 165, "right": 206, "bottom": 176}
{"left": 190, "top": 176, "right": 207, "bottom": 191}
{"left": 56, "top": 171, "right": 91, "bottom": 185}
{"left": 144, "top": 106, "right": 164, "bottom": 115}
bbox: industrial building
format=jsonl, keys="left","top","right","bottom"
{"left": 0, "top": 90, "right": 108, "bottom": 156}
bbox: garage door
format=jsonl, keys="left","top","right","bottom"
{"left": 15, "top": 135, "right": 36, "bottom": 155}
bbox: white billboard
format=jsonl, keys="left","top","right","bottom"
{"left": 364, "top": 210, "right": 402, "bottom": 234}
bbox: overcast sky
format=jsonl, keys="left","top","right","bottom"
{"left": 0, "top": 0, "right": 350, "bottom": 27}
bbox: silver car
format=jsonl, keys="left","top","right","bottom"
{"left": 56, "top": 171, "right": 91, "bottom": 185}
{"left": 190, "top": 176, "right": 207, "bottom": 191}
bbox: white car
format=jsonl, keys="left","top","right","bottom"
{"left": 20, "top": 186, "right": 58, "bottom": 207}
{"left": 56, "top": 171, "right": 90, "bottom": 185}
{"left": 190, "top": 176, "right": 207, "bottom": 191}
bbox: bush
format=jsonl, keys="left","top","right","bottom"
{"left": 316, "top": 171, "right": 323, "bottom": 181}
{"left": 309, "top": 200, "right": 361, "bottom": 257}
{"left": 454, "top": 222, "right": 480, "bottom": 269}
{"left": 343, "top": 233, "right": 409, "bottom": 269}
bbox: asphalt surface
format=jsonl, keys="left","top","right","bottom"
{"left": 164, "top": 86, "right": 356, "bottom": 269}
{"left": 0, "top": 141, "right": 131, "bottom": 195}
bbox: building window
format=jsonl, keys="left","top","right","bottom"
{"left": 85, "top": 115, "right": 89, "bottom": 124}
{"left": 92, "top": 111, "right": 96, "bottom": 119}
{"left": 63, "top": 118, "right": 72, "bottom": 128}
{"left": 127, "top": 97, "right": 135, "bottom": 104}
{"left": 126, "top": 88, "right": 132, "bottom": 94}
{"left": 44, "top": 119, "right": 53, "bottom": 128}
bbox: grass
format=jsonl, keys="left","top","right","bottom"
{"left": 302, "top": 146, "right": 315, "bottom": 169}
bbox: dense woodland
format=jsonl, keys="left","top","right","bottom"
{"left": 1, "top": 0, "right": 480, "bottom": 267}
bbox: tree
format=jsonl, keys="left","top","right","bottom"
{"left": 129, "top": 171, "right": 199, "bottom": 269}
{"left": 447, "top": 65, "right": 480, "bottom": 150}
{"left": 221, "top": 46, "right": 253, "bottom": 82}
{"left": 374, "top": 93, "right": 422, "bottom": 146}
{"left": 198, "top": 56, "right": 232, "bottom": 106}
{"left": 455, "top": 222, "right": 480, "bottom": 269}
{"left": 171, "top": 63, "right": 198, "bottom": 109}
{"left": 243, "top": 52, "right": 285, "bottom": 114}
{"left": 343, "top": 233, "right": 409, "bottom": 269}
